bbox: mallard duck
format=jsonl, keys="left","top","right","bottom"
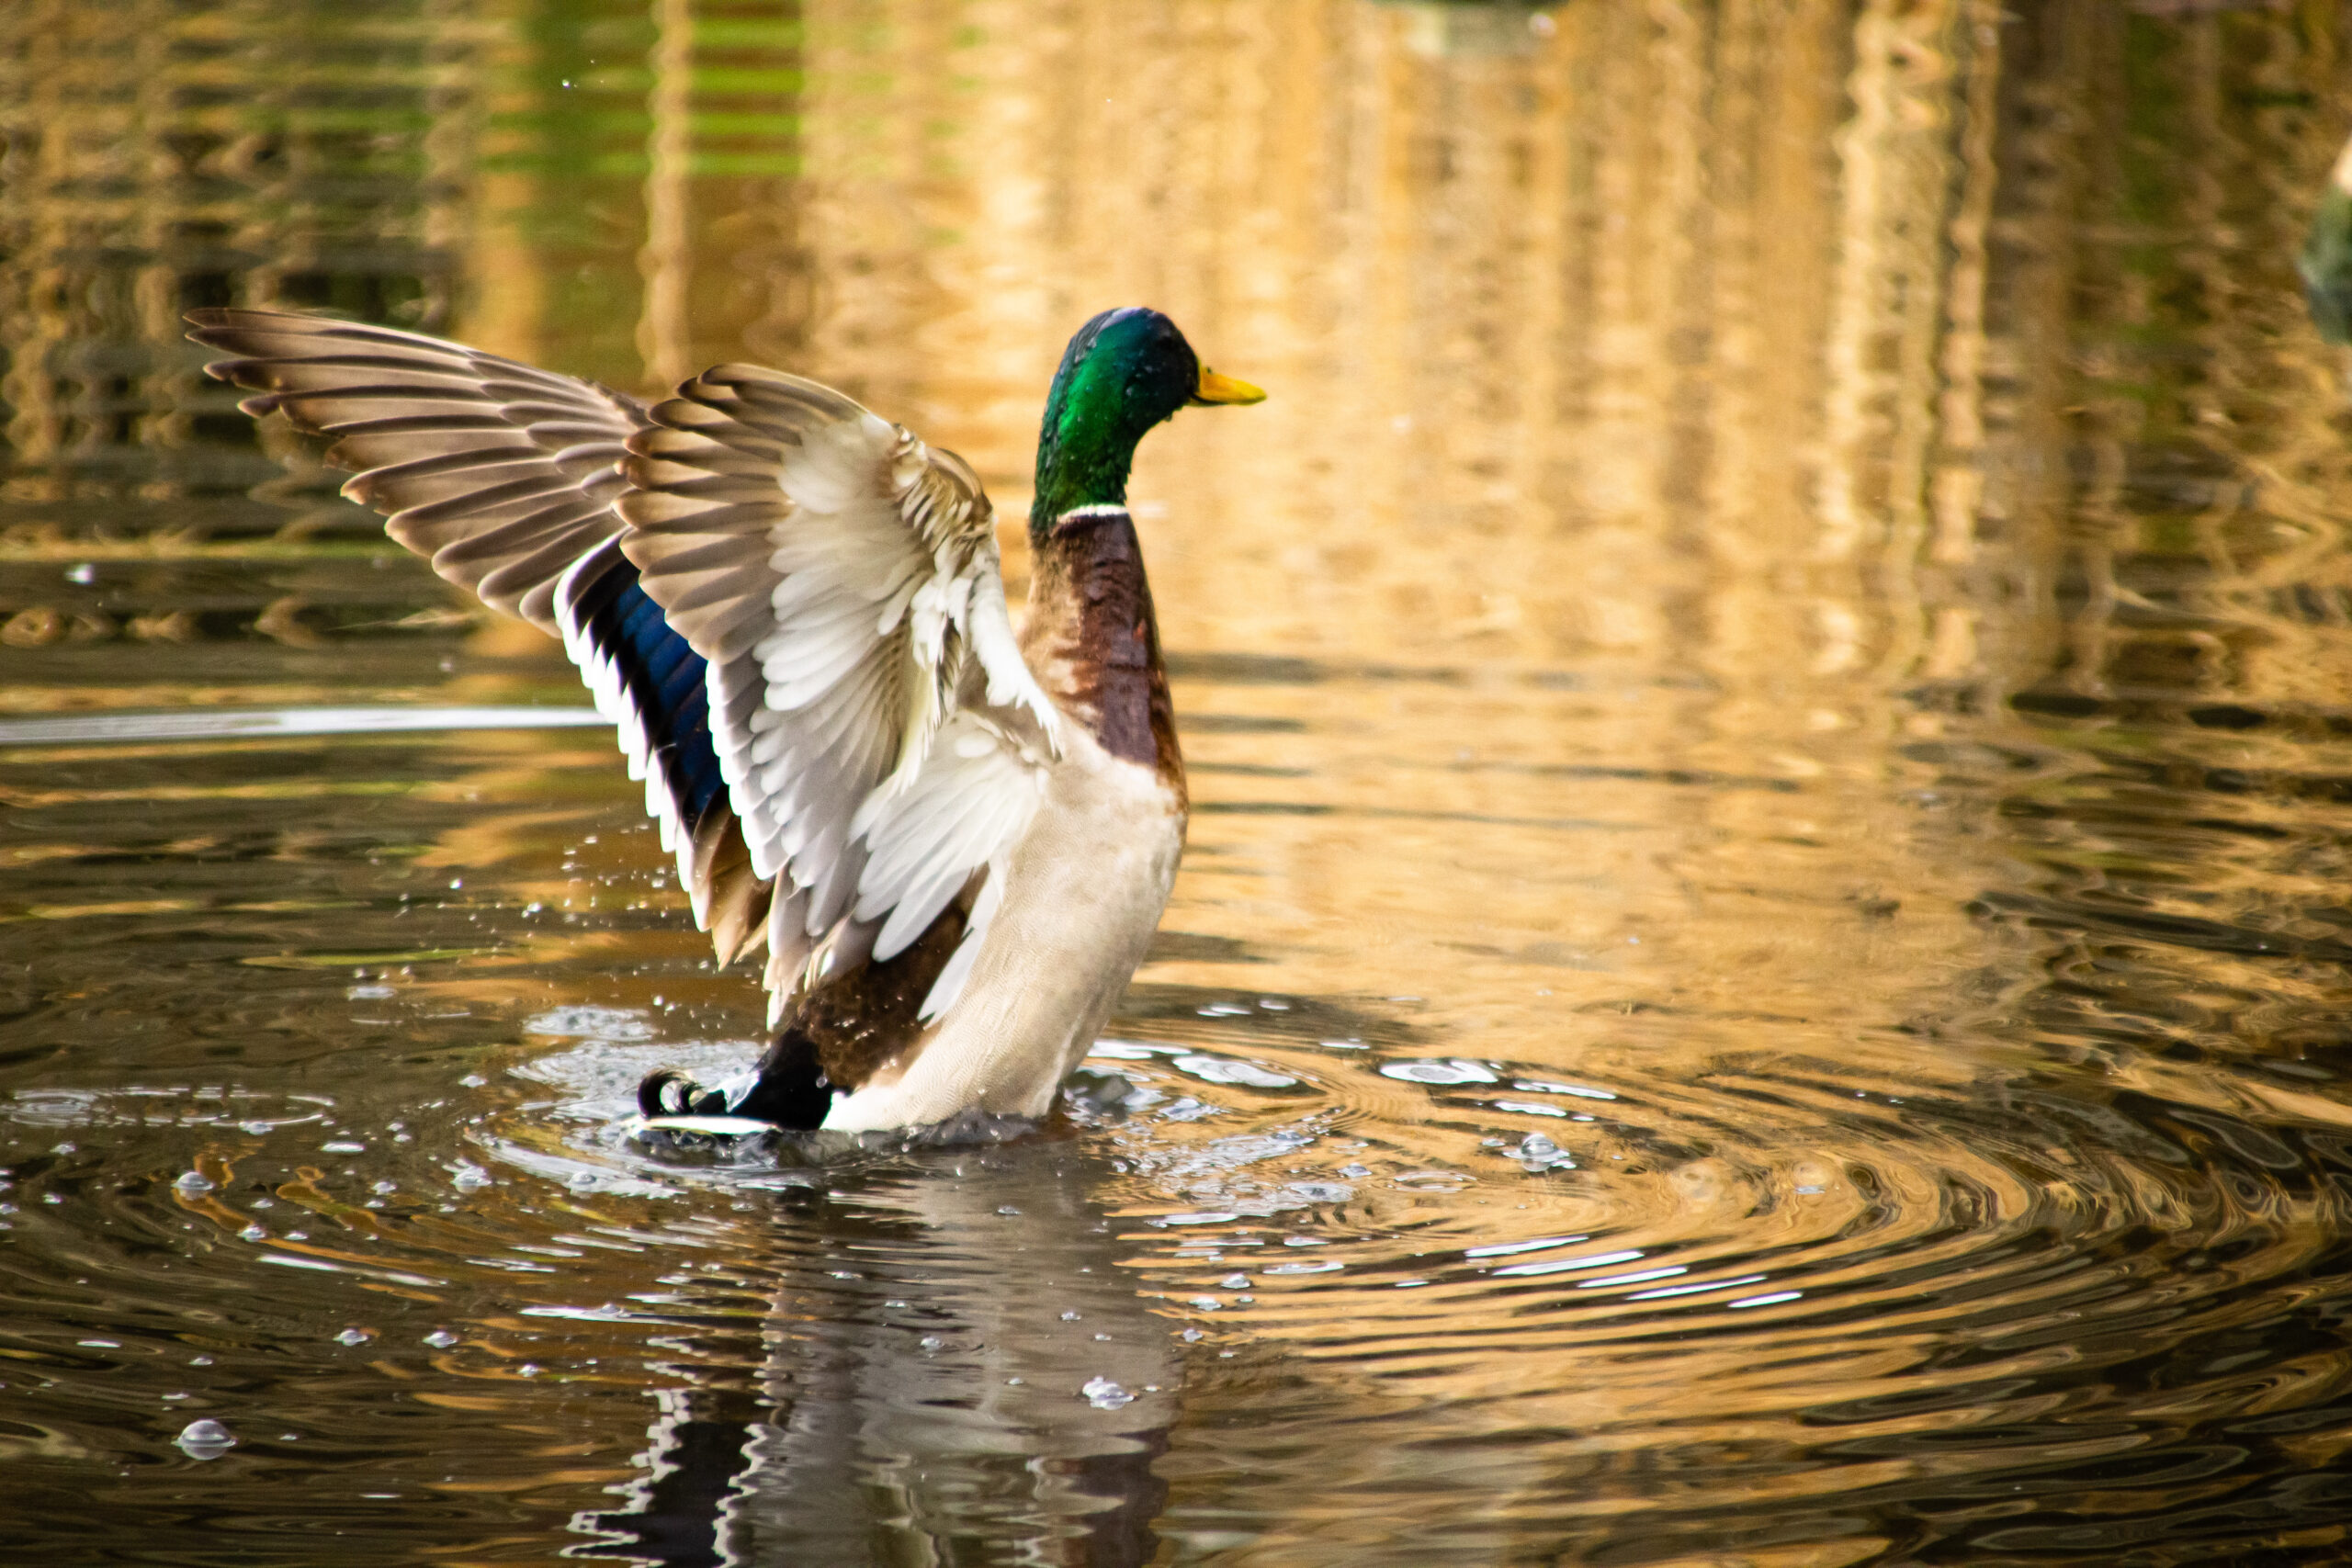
{"left": 188, "top": 306, "right": 1262, "bottom": 1133}
{"left": 2307, "top": 133, "right": 2352, "bottom": 344}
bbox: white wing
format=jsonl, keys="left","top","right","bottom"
{"left": 187, "top": 308, "right": 643, "bottom": 632}
{"left": 192, "top": 308, "right": 775, "bottom": 967}
{"left": 616, "top": 365, "right": 1060, "bottom": 1021}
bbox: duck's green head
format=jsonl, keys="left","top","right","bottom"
{"left": 1029, "top": 307, "right": 1262, "bottom": 539}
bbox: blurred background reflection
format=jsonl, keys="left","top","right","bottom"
{"left": 11, "top": 2, "right": 2352, "bottom": 1564}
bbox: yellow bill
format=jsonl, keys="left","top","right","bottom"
{"left": 1193, "top": 367, "right": 1267, "bottom": 405}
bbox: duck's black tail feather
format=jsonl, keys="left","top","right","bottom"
{"left": 636, "top": 1029, "right": 839, "bottom": 1131}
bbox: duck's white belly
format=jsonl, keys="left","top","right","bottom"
{"left": 820, "top": 729, "right": 1184, "bottom": 1132}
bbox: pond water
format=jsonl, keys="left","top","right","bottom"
{"left": 10, "top": 2, "right": 2352, "bottom": 1563}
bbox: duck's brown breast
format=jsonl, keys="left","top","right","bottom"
{"left": 1019, "top": 509, "right": 1184, "bottom": 806}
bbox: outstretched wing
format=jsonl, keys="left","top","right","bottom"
{"left": 187, "top": 309, "right": 643, "bottom": 632}
{"left": 617, "top": 365, "right": 1061, "bottom": 1024}
{"left": 187, "top": 308, "right": 770, "bottom": 964}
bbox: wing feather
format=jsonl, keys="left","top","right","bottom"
{"left": 194, "top": 309, "right": 1068, "bottom": 1039}
{"left": 188, "top": 309, "right": 646, "bottom": 634}
{"left": 617, "top": 364, "right": 1059, "bottom": 1028}
{"left": 188, "top": 308, "right": 775, "bottom": 973}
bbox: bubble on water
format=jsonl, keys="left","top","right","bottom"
{"left": 238, "top": 1225, "right": 266, "bottom": 1242}
{"left": 321, "top": 1141, "right": 366, "bottom": 1155}
{"left": 424, "top": 1330, "right": 459, "bottom": 1348}
{"left": 240, "top": 1122, "right": 273, "bottom": 1135}
{"left": 346, "top": 985, "right": 395, "bottom": 1000}
{"left": 449, "top": 1164, "right": 492, "bottom": 1190}
{"left": 173, "top": 1170, "right": 212, "bottom": 1193}
{"left": 189, "top": 1356, "right": 212, "bottom": 1367}
{"left": 458, "top": 1074, "right": 488, "bottom": 1089}
{"left": 918, "top": 1336, "right": 944, "bottom": 1351}
{"left": 1188, "top": 1296, "right": 1222, "bottom": 1311}
{"left": 334, "top": 1328, "right": 374, "bottom": 1347}
{"left": 370, "top": 1181, "right": 397, "bottom": 1195}
{"left": 1180, "top": 1327, "right": 1204, "bottom": 1343}
{"left": 1059, "top": 1310, "right": 1081, "bottom": 1321}
{"left": 1170, "top": 1055, "right": 1298, "bottom": 1089}
{"left": 1380, "top": 1059, "right": 1498, "bottom": 1086}
{"left": 1081, "top": 1376, "right": 1135, "bottom": 1410}
{"left": 175, "top": 1418, "right": 235, "bottom": 1461}
{"left": 1504, "top": 1132, "right": 1576, "bottom": 1171}
{"left": 1219, "top": 1273, "right": 1250, "bottom": 1289}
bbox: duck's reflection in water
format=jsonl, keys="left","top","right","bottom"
{"left": 576, "top": 1139, "right": 1178, "bottom": 1567}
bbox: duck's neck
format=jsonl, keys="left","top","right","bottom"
{"left": 1020, "top": 508, "right": 1182, "bottom": 793}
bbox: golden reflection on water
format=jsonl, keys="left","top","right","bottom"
{"left": 13, "top": 1, "right": 2352, "bottom": 1563}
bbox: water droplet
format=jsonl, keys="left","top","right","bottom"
{"left": 424, "top": 1330, "right": 458, "bottom": 1348}
{"left": 1059, "top": 1310, "right": 1081, "bottom": 1321}
{"left": 459, "top": 1074, "right": 488, "bottom": 1089}
{"left": 175, "top": 1418, "right": 235, "bottom": 1460}
{"left": 1080, "top": 1376, "right": 1135, "bottom": 1410}
{"left": 334, "top": 1328, "right": 374, "bottom": 1347}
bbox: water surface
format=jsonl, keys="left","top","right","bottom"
{"left": 9, "top": 2, "right": 2352, "bottom": 1563}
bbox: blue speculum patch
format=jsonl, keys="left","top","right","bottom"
{"left": 578, "top": 561, "right": 726, "bottom": 829}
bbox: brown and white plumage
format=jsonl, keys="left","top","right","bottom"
{"left": 615, "top": 365, "right": 1061, "bottom": 1027}
{"left": 189, "top": 305, "right": 1260, "bottom": 1132}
